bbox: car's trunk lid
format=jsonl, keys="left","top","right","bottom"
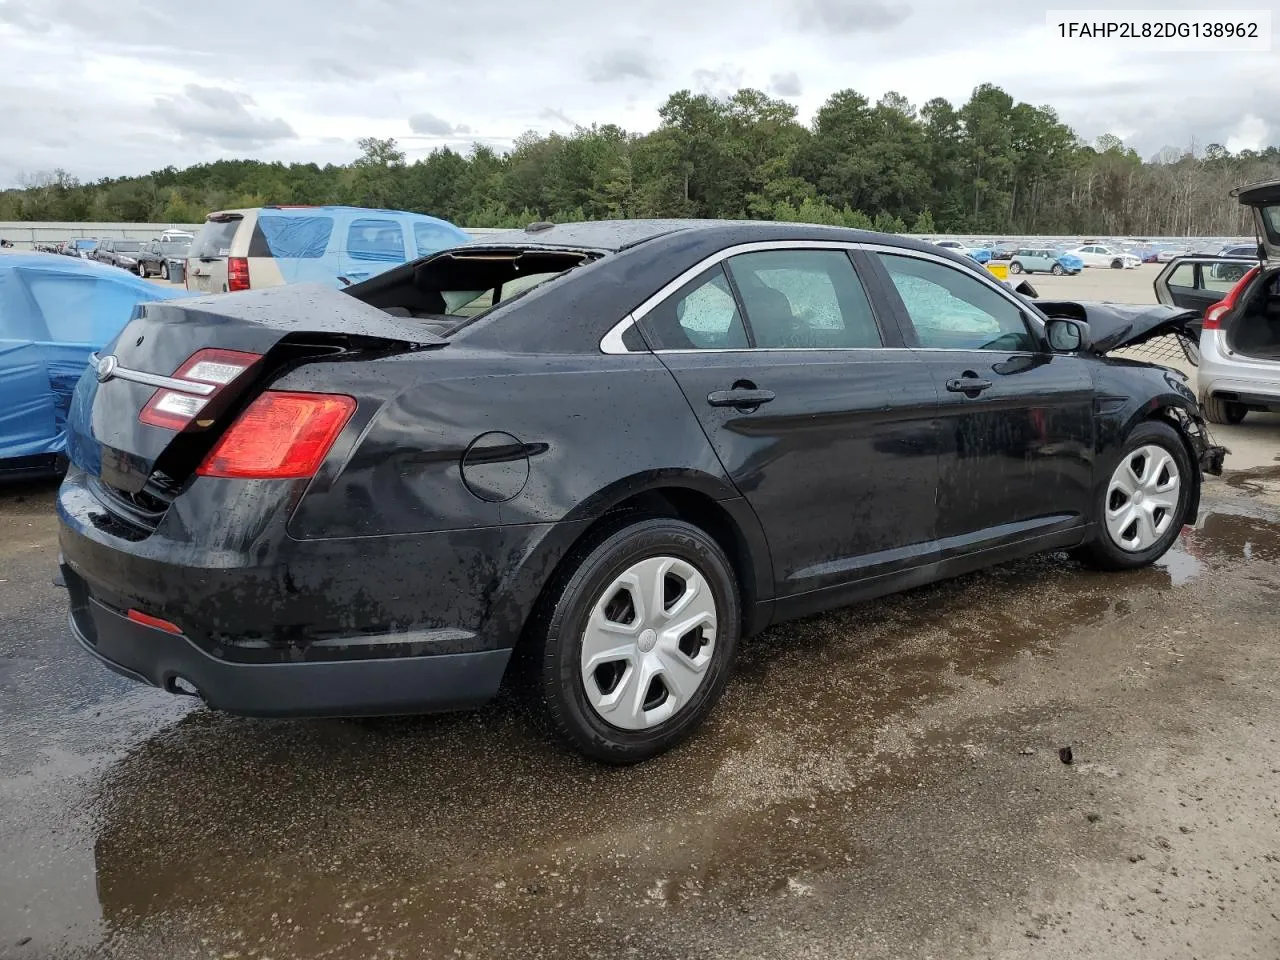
{"left": 1232, "top": 179, "right": 1280, "bottom": 266}
{"left": 70, "top": 283, "right": 443, "bottom": 495}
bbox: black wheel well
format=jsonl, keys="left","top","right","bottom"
{"left": 517, "top": 486, "right": 760, "bottom": 656}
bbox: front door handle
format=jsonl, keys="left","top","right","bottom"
{"left": 707, "top": 387, "right": 776, "bottom": 409}
{"left": 945, "top": 375, "right": 993, "bottom": 397}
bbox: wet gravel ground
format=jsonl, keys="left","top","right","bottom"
{"left": 3, "top": 470, "right": 1280, "bottom": 960}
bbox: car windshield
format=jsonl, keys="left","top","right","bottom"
{"left": 75, "top": 239, "right": 96, "bottom": 249}
{"left": 114, "top": 240, "right": 142, "bottom": 253}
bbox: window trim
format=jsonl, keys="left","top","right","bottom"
{"left": 600, "top": 240, "right": 1046, "bottom": 355}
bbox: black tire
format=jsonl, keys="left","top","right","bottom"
{"left": 1009, "top": 261, "right": 1023, "bottom": 274}
{"left": 1110, "top": 259, "right": 1124, "bottom": 269}
{"left": 160, "top": 262, "right": 169, "bottom": 280}
{"left": 1202, "top": 394, "right": 1247, "bottom": 425}
{"left": 533, "top": 517, "right": 741, "bottom": 764}
{"left": 1075, "top": 420, "right": 1194, "bottom": 571}
{"left": 1051, "top": 263, "right": 1065, "bottom": 276}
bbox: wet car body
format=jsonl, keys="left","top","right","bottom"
{"left": 56, "top": 220, "right": 1225, "bottom": 758}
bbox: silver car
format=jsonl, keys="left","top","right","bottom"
{"left": 1154, "top": 180, "right": 1279, "bottom": 424}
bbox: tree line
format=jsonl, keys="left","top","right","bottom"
{"left": 5, "top": 83, "right": 1278, "bottom": 237}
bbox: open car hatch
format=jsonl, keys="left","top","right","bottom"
{"left": 1232, "top": 179, "right": 1280, "bottom": 265}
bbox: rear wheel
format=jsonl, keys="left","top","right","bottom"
{"left": 1009, "top": 261, "right": 1023, "bottom": 274}
{"left": 1203, "top": 394, "right": 1247, "bottom": 425}
{"left": 160, "top": 262, "right": 170, "bottom": 280}
{"left": 534, "top": 517, "right": 740, "bottom": 764}
{"left": 1076, "top": 420, "right": 1192, "bottom": 570}
{"left": 1051, "top": 263, "right": 1065, "bottom": 276}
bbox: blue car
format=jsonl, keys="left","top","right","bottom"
{"left": 967, "top": 247, "right": 993, "bottom": 264}
{"left": 0, "top": 253, "right": 186, "bottom": 479}
{"left": 1009, "top": 247, "right": 1083, "bottom": 276}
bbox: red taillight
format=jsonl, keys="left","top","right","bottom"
{"left": 127, "top": 608, "right": 183, "bottom": 635}
{"left": 138, "top": 348, "right": 263, "bottom": 430}
{"left": 227, "top": 256, "right": 250, "bottom": 292}
{"left": 197, "top": 391, "right": 356, "bottom": 479}
{"left": 1202, "top": 265, "right": 1259, "bottom": 330}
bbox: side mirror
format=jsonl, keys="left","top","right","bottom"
{"left": 1014, "top": 280, "right": 1040, "bottom": 298}
{"left": 1047, "top": 317, "right": 1090, "bottom": 353}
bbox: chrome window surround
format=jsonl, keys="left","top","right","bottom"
{"left": 599, "top": 239, "right": 1046, "bottom": 355}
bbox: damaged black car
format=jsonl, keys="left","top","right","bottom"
{"left": 56, "top": 220, "right": 1225, "bottom": 763}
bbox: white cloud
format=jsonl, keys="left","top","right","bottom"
{"left": 0, "top": 0, "right": 1274, "bottom": 186}
{"left": 1226, "top": 114, "right": 1269, "bottom": 154}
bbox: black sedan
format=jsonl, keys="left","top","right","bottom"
{"left": 57, "top": 220, "right": 1224, "bottom": 763}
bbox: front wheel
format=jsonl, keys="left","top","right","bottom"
{"left": 1009, "top": 261, "right": 1023, "bottom": 274}
{"left": 535, "top": 517, "right": 741, "bottom": 764}
{"left": 1051, "top": 263, "right": 1065, "bottom": 276}
{"left": 1111, "top": 259, "right": 1124, "bottom": 269}
{"left": 1075, "top": 420, "right": 1193, "bottom": 571}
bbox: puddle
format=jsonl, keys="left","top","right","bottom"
{"left": 1181, "top": 510, "right": 1280, "bottom": 566}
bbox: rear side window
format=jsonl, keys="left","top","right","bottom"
{"left": 641, "top": 265, "right": 749, "bottom": 350}
{"left": 414, "top": 221, "right": 463, "bottom": 257}
{"left": 726, "top": 249, "right": 882, "bottom": 349}
{"left": 190, "top": 217, "right": 242, "bottom": 258}
{"left": 347, "top": 219, "right": 405, "bottom": 262}
{"left": 257, "top": 215, "right": 334, "bottom": 259}
{"left": 878, "top": 253, "right": 1036, "bottom": 352}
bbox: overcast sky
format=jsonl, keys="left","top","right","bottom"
{"left": 1, "top": 0, "right": 1276, "bottom": 188}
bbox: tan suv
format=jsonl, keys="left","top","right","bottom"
{"left": 185, "top": 206, "right": 468, "bottom": 294}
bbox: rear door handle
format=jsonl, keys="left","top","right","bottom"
{"left": 945, "top": 377, "right": 993, "bottom": 395}
{"left": 707, "top": 388, "right": 776, "bottom": 408}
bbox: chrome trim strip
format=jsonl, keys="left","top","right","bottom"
{"left": 600, "top": 313, "right": 636, "bottom": 355}
{"left": 598, "top": 237, "right": 1045, "bottom": 355}
{"left": 112, "top": 369, "right": 217, "bottom": 396}
{"left": 91, "top": 353, "right": 217, "bottom": 396}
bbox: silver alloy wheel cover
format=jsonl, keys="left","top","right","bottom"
{"left": 1105, "top": 443, "right": 1181, "bottom": 552}
{"left": 580, "top": 555, "right": 717, "bottom": 730}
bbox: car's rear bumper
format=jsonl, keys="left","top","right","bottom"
{"left": 63, "top": 561, "right": 511, "bottom": 717}
{"left": 54, "top": 466, "right": 582, "bottom": 717}
{"left": 1198, "top": 352, "right": 1280, "bottom": 410}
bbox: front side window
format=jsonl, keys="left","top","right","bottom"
{"left": 639, "top": 265, "right": 749, "bottom": 350}
{"left": 877, "top": 253, "right": 1036, "bottom": 352}
{"left": 725, "top": 249, "right": 882, "bottom": 349}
